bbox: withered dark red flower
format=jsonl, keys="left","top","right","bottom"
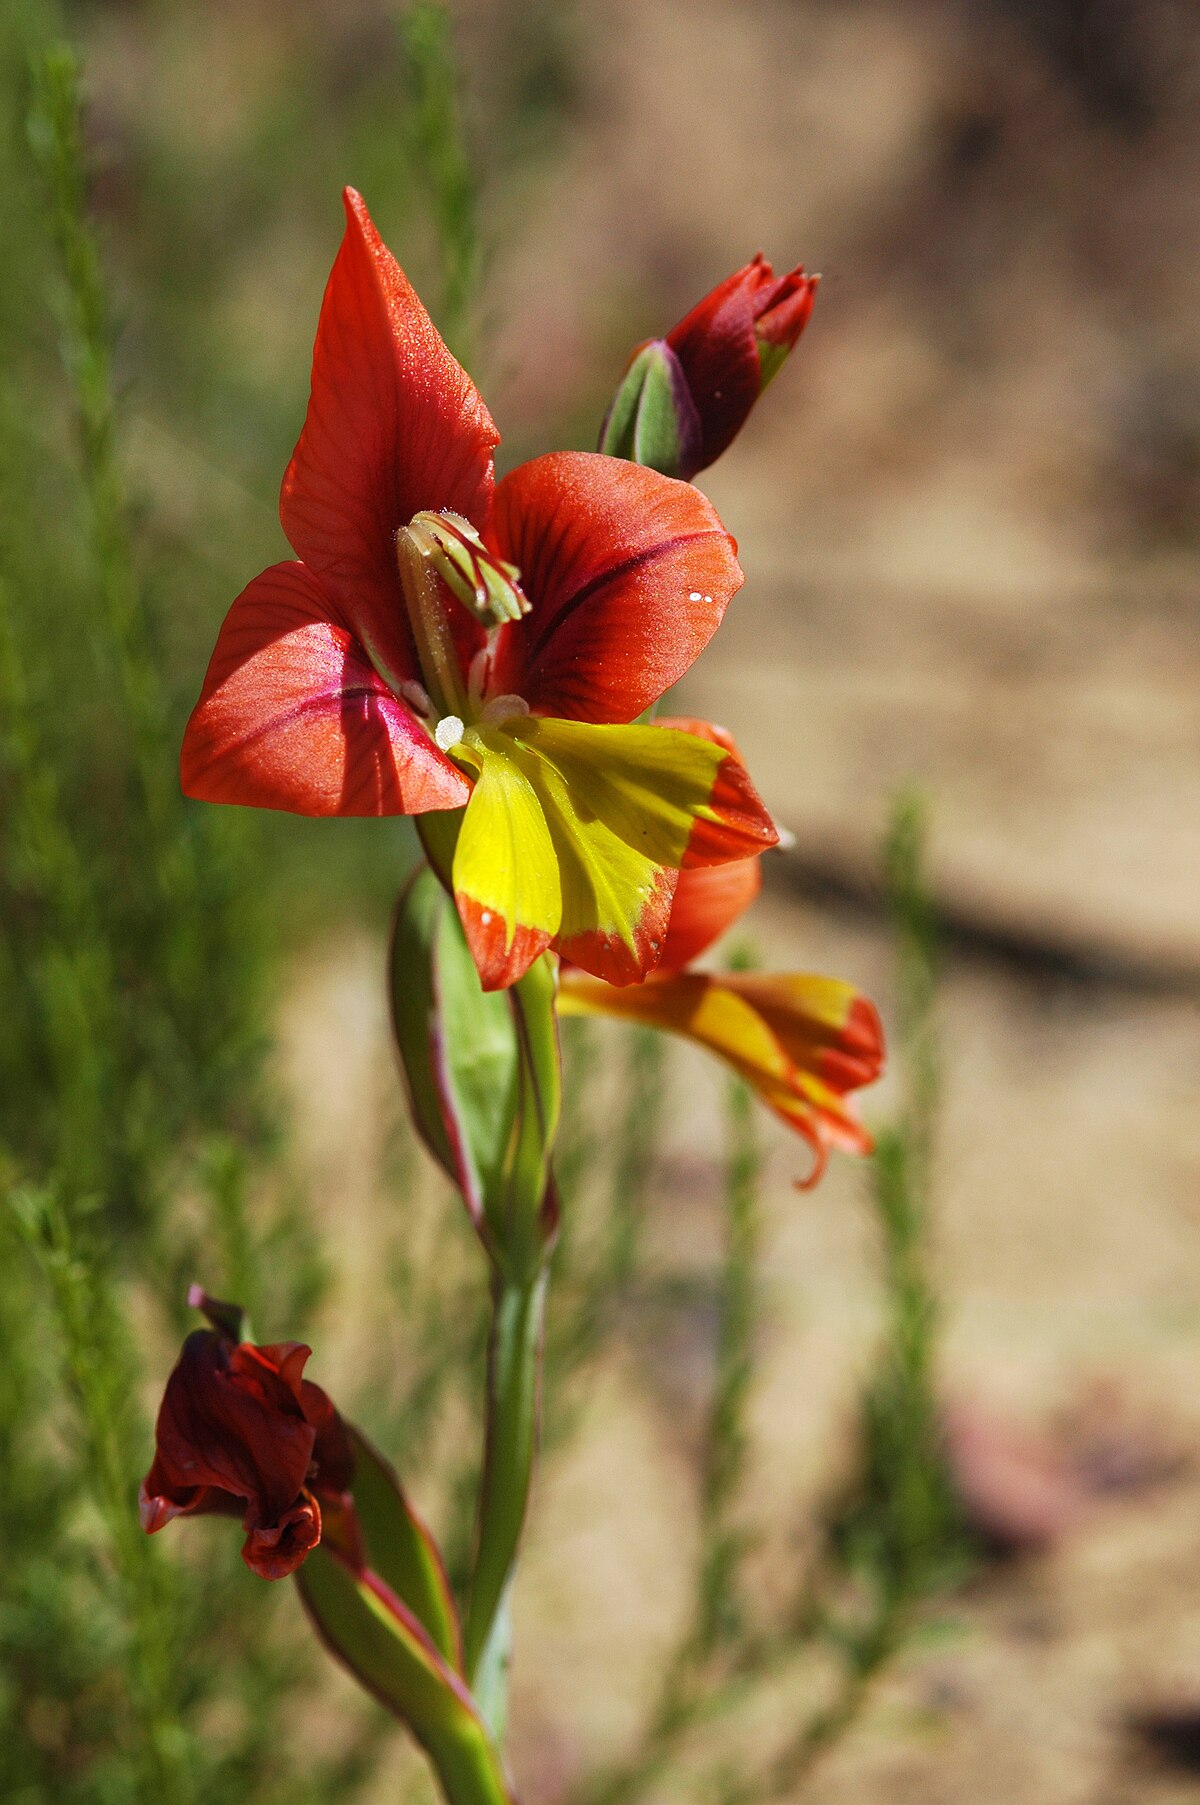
{"left": 139, "top": 1293, "right": 356, "bottom": 1580}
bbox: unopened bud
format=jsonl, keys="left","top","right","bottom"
{"left": 600, "top": 256, "right": 818, "bottom": 481}
{"left": 407, "top": 510, "right": 530, "bottom": 628}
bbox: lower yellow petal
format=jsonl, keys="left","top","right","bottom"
{"left": 451, "top": 740, "right": 562, "bottom": 990}
{"left": 510, "top": 715, "right": 776, "bottom": 868}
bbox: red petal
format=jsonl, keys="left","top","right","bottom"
{"left": 147, "top": 1330, "right": 316, "bottom": 1527}
{"left": 655, "top": 714, "right": 742, "bottom": 757}
{"left": 555, "top": 864, "right": 678, "bottom": 985}
{"left": 658, "top": 859, "right": 762, "bottom": 971}
{"left": 243, "top": 1495, "right": 323, "bottom": 1580}
{"left": 181, "top": 562, "right": 471, "bottom": 817}
{"left": 655, "top": 713, "right": 775, "bottom": 878}
{"left": 486, "top": 452, "right": 742, "bottom": 724}
{"left": 681, "top": 746, "right": 778, "bottom": 867}
{"left": 280, "top": 188, "right": 499, "bottom": 693}
{"left": 456, "top": 893, "right": 554, "bottom": 992}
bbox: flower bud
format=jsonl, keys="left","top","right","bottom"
{"left": 601, "top": 256, "right": 817, "bottom": 480}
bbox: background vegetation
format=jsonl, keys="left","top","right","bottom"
{"left": 3, "top": 3, "right": 1199, "bottom": 1802}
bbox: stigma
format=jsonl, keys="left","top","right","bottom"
{"left": 434, "top": 714, "right": 466, "bottom": 752}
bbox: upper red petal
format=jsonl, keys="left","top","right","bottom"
{"left": 485, "top": 451, "right": 742, "bottom": 723}
{"left": 280, "top": 188, "right": 499, "bottom": 692}
{"left": 181, "top": 562, "right": 471, "bottom": 817}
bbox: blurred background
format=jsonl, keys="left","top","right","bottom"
{"left": 3, "top": 1, "right": 1200, "bottom": 1801}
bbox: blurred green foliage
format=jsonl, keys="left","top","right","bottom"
{"left": 0, "top": 4, "right": 580, "bottom": 1798}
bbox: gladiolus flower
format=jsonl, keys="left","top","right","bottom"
{"left": 558, "top": 723, "right": 883, "bottom": 1186}
{"left": 139, "top": 1289, "right": 356, "bottom": 1580}
{"left": 600, "top": 255, "right": 818, "bottom": 480}
{"left": 182, "top": 189, "right": 777, "bottom": 989}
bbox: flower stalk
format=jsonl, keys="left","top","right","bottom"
{"left": 466, "top": 1263, "right": 550, "bottom": 1732}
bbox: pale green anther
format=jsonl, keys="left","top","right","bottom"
{"left": 408, "top": 509, "right": 530, "bottom": 628}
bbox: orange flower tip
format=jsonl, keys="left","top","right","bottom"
{"left": 683, "top": 753, "right": 778, "bottom": 867}
{"left": 793, "top": 1140, "right": 830, "bottom": 1191}
{"left": 789, "top": 1114, "right": 872, "bottom": 1190}
{"left": 559, "top": 926, "right": 663, "bottom": 987}
{"left": 835, "top": 994, "right": 886, "bottom": 1078}
{"left": 456, "top": 894, "right": 553, "bottom": 991}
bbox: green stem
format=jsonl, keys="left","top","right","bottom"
{"left": 464, "top": 1264, "right": 548, "bottom": 1735}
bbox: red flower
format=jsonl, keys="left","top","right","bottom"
{"left": 182, "top": 189, "right": 776, "bottom": 990}
{"left": 600, "top": 256, "right": 818, "bottom": 481}
{"left": 140, "top": 1291, "right": 356, "bottom": 1580}
{"left": 559, "top": 721, "right": 883, "bottom": 1187}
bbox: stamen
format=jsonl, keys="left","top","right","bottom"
{"left": 407, "top": 509, "right": 531, "bottom": 628}
{"left": 434, "top": 714, "right": 466, "bottom": 753}
{"left": 395, "top": 527, "right": 468, "bottom": 719}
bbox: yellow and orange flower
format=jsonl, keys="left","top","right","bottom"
{"left": 558, "top": 723, "right": 884, "bottom": 1185}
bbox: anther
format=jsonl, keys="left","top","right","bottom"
{"left": 406, "top": 510, "right": 531, "bottom": 628}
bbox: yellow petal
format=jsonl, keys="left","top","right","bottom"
{"left": 451, "top": 738, "right": 562, "bottom": 990}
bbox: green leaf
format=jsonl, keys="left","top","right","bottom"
{"left": 348, "top": 1425, "right": 462, "bottom": 1670}
{"left": 390, "top": 864, "right": 561, "bottom": 1277}
{"left": 390, "top": 865, "right": 464, "bottom": 1194}
{"left": 297, "top": 1549, "right": 514, "bottom": 1805}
